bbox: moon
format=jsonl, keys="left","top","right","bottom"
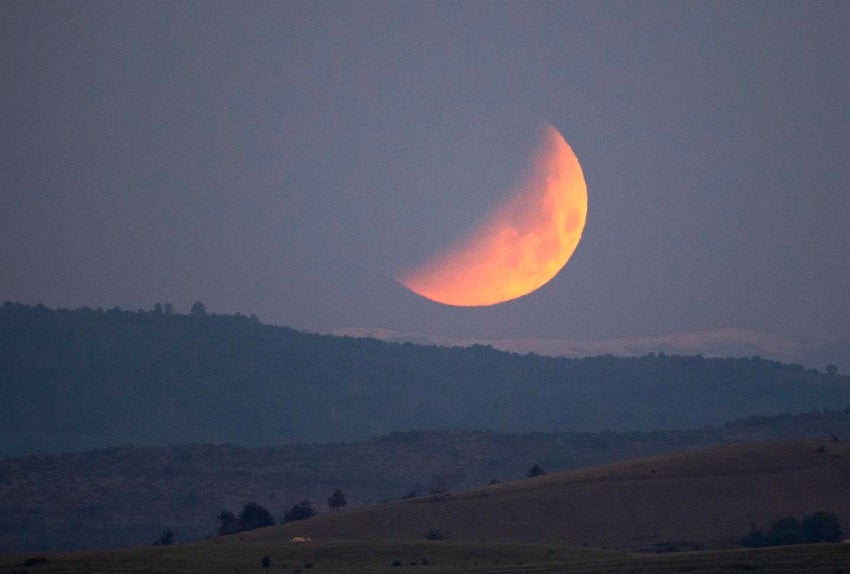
{"left": 397, "top": 125, "right": 587, "bottom": 306}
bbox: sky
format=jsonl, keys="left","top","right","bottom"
{"left": 2, "top": 1, "right": 849, "bottom": 351}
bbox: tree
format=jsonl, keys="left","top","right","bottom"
{"left": 826, "top": 364, "right": 838, "bottom": 376}
{"left": 190, "top": 301, "right": 207, "bottom": 317}
{"left": 527, "top": 464, "right": 546, "bottom": 477}
{"left": 217, "top": 510, "right": 239, "bottom": 536}
{"left": 283, "top": 500, "right": 315, "bottom": 523}
{"left": 768, "top": 516, "right": 802, "bottom": 546}
{"left": 801, "top": 511, "right": 842, "bottom": 543}
{"left": 238, "top": 502, "right": 275, "bottom": 531}
{"left": 154, "top": 528, "right": 174, "bottom": 546}
{"left": 327, "top": 489, "right": 347, "bottom": 512}
{"left": 742, "top": 512, "right": 843, "bottom": 548}
{"left": 741, "top": 525, "right": 769, "bottom": 548}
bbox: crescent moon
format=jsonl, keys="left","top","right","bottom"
{"left": 397, "top": 125, "right": 587, "bottom": 306}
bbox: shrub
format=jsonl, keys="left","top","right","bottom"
{"left": 327, "top": 488, "right": 347, "bottom": 512}
{"left": 154, "top": 528, "right": 174, "bottom": 546}
{"left": 238, "top": 502, "right": 275, "bottom": 531}
{"left": 217, "top": 510, "right": 239, "bottom": 536}
{"left": 741, "top": 512, "right": 843, "bottom": 547}
{"left": 801, "top": 511, "right": 843, "bottom": 543}
{"left": 741, "top": 527, "right": 769, "bottom": 548}
{"left": 768, "top": 516, "right": 802, "bottom": 546}
{"left": 284, "top": 500, "right": 316, "bottom": 523}
{"left": 527, "top": 464, "right": 546, "bottom": 477}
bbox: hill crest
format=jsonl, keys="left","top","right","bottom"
{"left": 3, "top": 302, "right": 849, "bottom": 455}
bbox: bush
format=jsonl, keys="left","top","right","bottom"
{"left": 154, "top": 528, "right": 174, "bottom": 546}
{"left": 217, "top": 503, "right": 275, "bottom": 536}
{"left": 802, "top": 511, "right": 843, "bottom": 543}
{"left": 768, "top": 516, "right": 802, "bottom": 546}
{"left": 742, "top": 512, "right": 843, "bottom": 547}
{"left": 217, "top": 510, "right": 239, "bottom": 536}
{"left": 284, "top": 500, "right": 316, "bottom": 523}
{"left": 426, "top": 529, "right": 444, "bottom": 540}
{"left": 741, "top": 527, "right": 769, "bottom": 548}
{"left": 527, "top": 464, "right": 546, "bottom": 477}
{"left": 327, "top": 488, "right": 347, "bottom": 512}
{"left": 238, "top": 502, "right": 275, "bottom": 531}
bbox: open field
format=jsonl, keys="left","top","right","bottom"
{"left": 266, "top": 440, "right": 850, "bottom": 550}
{"left": 2, "top": 539, "right": 849, "bottom": 574}
{"left": 7, "top": 413, "right": 850, "bottom": 553}
{"left": 3, "top": 440, "right": 850, "bottom": 573}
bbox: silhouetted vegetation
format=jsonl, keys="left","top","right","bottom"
{"left": 217, "top": 510, "right": 239, "bottom": 536}
{"left": 283, "top": 500, "right": 315, "bottom": 523}
{"left": 327, "top": 489, "right": 347, "bottom": 512}
{"left": 527, "top": 464, "right": 546, "bottom": 477}
{"left": 425, "top": 529, "right": 444, "bottom": 540}
{"left": 5, "top": 412, "right": 850, "bottom": 553}
{"left": 3, "top": 302, "right": 850, "bottom": 455}
{"left": 238, "top": 502, "right": 275, "bottom": 531}
{"left": 153, "top": 528, "right": 174, "bottom": 546}
{"left": 742, "top": 512, "right": 842, "bottom": 547}
{"left": 216, "top": 503, "right": 274, "bottom": 536}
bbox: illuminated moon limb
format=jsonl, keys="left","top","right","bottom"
{"left": 397, "top": 125, "right": 587, "bottom": 306}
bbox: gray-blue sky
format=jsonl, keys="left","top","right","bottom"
{"left": 2, "top": 2, "right": 849, "bottom": 347}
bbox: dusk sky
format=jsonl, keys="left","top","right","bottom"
{"left": 3, "top": 2, "right": 849, "bottom": 351}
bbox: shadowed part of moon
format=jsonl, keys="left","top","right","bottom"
{"left": 397, "top": 125, "right": 587, "bottom": 307}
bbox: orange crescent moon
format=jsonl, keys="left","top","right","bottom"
{"left": 397, "top": 125, "right": 587, "bottom": 306}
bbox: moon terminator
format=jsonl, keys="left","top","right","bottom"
{"left": 397, "top": 124, "right": 587, "bottom": 306}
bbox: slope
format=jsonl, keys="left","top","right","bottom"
{"left": 264, "top": 440, "right": 850, "bottom": 551}
{"left": 3, "top": 302, "right": 850, "bottom": 455}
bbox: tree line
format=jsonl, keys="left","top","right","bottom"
{"left": 4, "top": 301, "right": 850, "bottom": 456}
{"left": 742, "top": 512, "right": 843, "bottom": 547}
{"left": 215, "top": 490, "right": 348, "bottom": 536}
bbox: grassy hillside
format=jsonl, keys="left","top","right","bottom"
{"left": 2, "top": 442, "right": 850, "bottom": 573}
{"left": 3, "top": 302, "right": 849, "bottom": 455}
{"left": 263, "top": 440, "right": 850, "bottom": 551}
{"left": 3, "top": 410, "right": 850, "bottom": 553}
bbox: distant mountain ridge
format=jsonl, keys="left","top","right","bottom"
{"left": 2, "top": 302, "right": 850, "bottom": 456}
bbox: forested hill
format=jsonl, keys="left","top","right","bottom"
{"left": 3, "top": 302, "right": 849, "bottom": 455}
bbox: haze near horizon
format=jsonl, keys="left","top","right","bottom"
{"left": 3, "top": 3, "right": 849, "bottom": 360}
